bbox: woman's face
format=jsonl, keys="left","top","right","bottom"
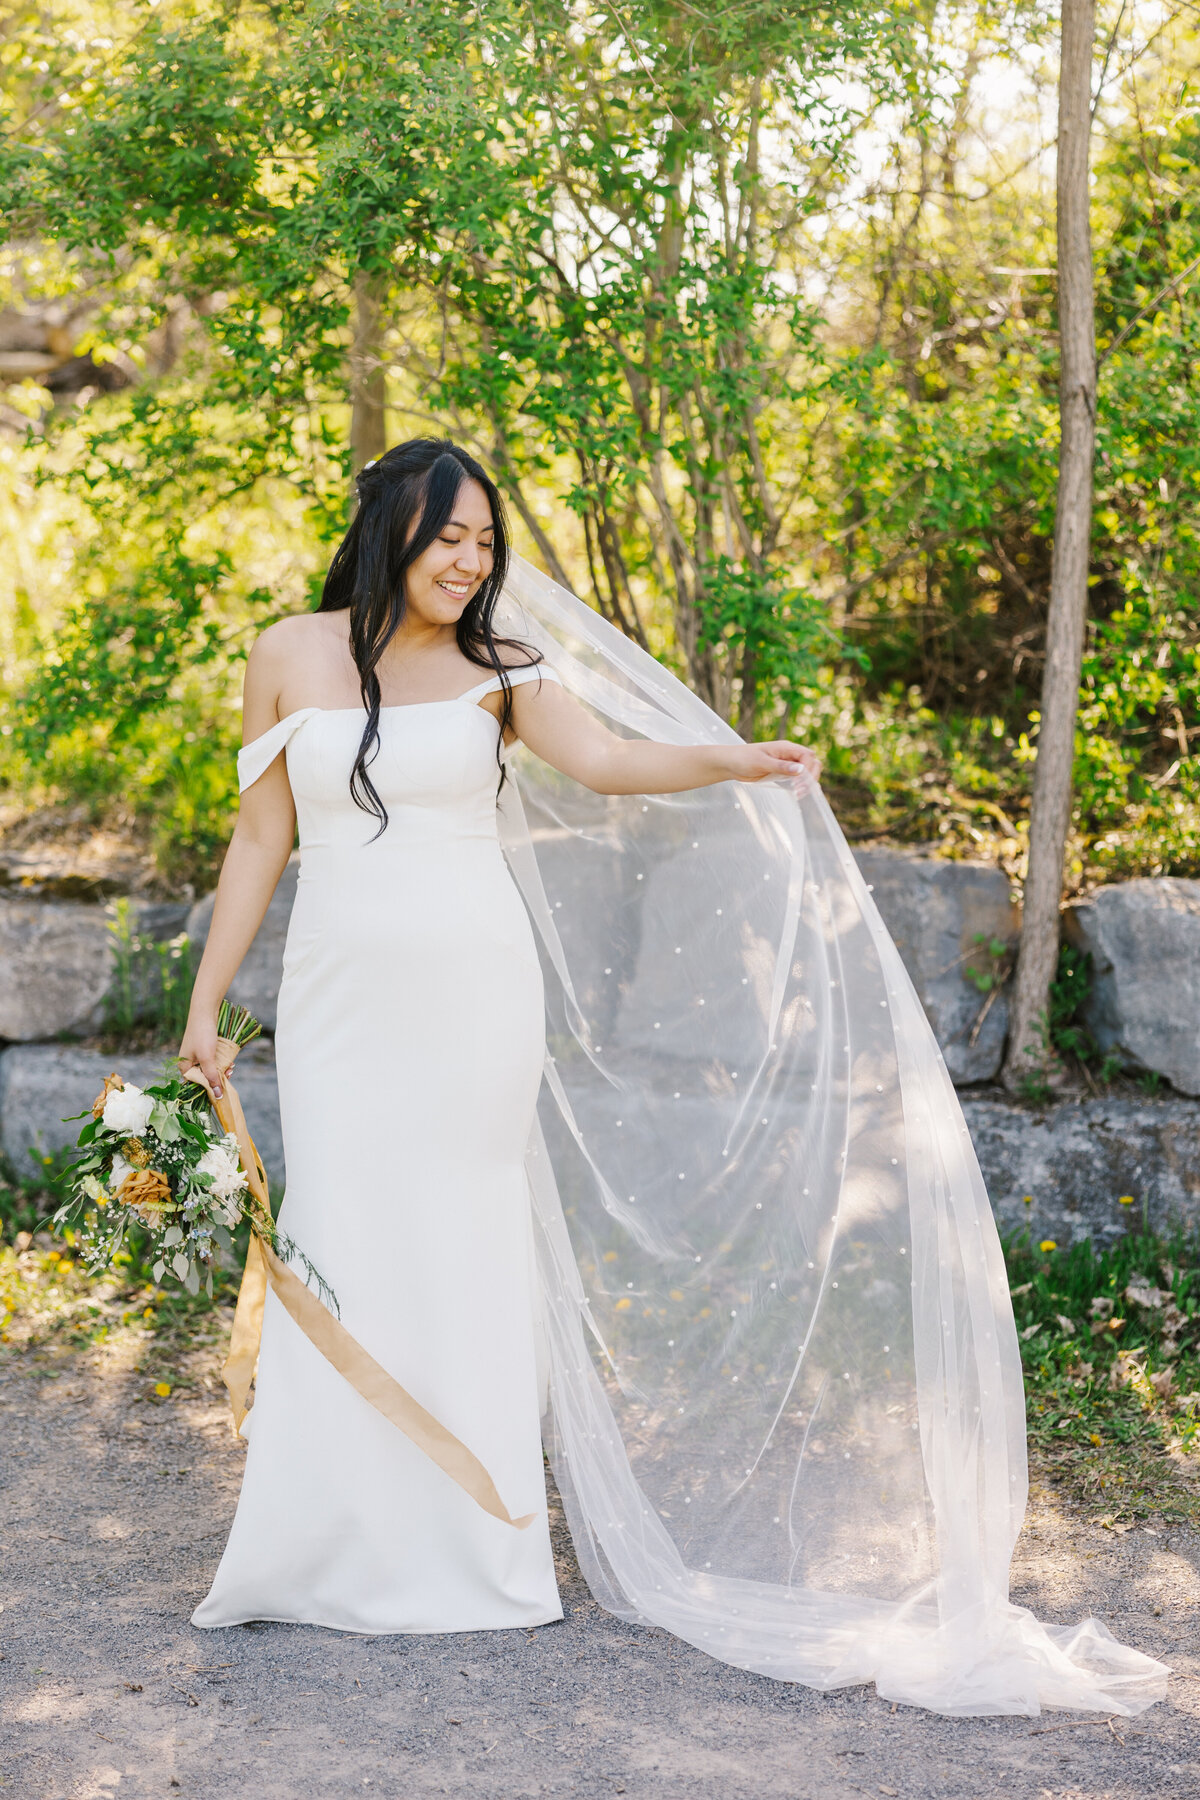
{"left": 404, "top": 477, "right": 496, "bottom": 628}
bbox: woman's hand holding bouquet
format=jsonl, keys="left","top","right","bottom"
{"left": 56, "top": 1001, "right": 332, "bottom": 1309}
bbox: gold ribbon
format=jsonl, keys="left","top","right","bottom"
{"left": 182, "top": 1038, "right": 534, "bottom": 1531}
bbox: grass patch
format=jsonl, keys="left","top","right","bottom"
{"left": 1006, "top": 1228, "right": 1200, "bottom": 1524}
{"left": 0, "top": 1153, "right": 242, "bottom": 1400}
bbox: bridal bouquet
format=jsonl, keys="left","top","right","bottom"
{"left": 54, "top": 1001, "right": 330, "bottom": 1305}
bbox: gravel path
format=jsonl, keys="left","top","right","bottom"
{"left": 2, "top": 1333, "right": 1198, "bottom": 1800}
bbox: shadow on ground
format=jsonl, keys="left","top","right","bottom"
{"left": 1, "top": 1338, "right": 1198, "bottom": 1800}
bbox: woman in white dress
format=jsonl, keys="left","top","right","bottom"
{"left": 179, "top": 437, "right": 1166, "bottom": 1717}
{"left": 180, "top": 438, "right": 816, "bottom": 1636}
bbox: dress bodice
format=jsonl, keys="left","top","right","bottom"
{"left": 237, "top": 664, "right": 558, "bottom": 853}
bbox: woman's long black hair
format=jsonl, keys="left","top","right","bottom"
{"left": 318, "top": 437, "right": 541, "bottom": 838}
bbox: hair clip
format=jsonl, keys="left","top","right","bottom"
{"left": 363, "top": 459, "right": 377, "bottom": 470}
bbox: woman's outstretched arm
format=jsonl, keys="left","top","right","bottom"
{"left": 176, "top": 634, "right": 296, "bottom": 1097}
{"left": 506, "top": 672, "right": 821, "bottom": 796}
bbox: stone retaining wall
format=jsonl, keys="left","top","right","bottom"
{"left": 4, "top": 1038, "right": 1198, "bottom": 1239}
{"left": 963, "top": 1092, "right": 1200, "bottom": 1242}
{"left": 6, "top": 854, "right": 1199, "bottom": 1095}
{"left": 3, "top": 850, "right": 1200, "bottom": 1230}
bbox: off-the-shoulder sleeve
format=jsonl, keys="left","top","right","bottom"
{"left": 507, "top": 663, "right": 561, "bottom": 694}
{"left": 237, "top": 708, "right": 322, "bottom": 794}
{"left": 460, "top": 663, "right": 563, "bottom": 704}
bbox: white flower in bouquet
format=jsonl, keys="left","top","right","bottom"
{"left": 197, "top": 1140, "right": 248, "bottom": 1207}
{"left": 101, "top": 1082, "right": 155, "bottom": 1136}
{"left": 109, "top": 1151, "right": 134, "bottom": 1193}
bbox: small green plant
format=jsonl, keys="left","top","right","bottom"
{"left": 103, "top": 900, "right": 194, "bottom": 1042}
{"left": 964, "top": 932, "right": 1014, "bottom": 1059}
{"left": 1048, "top": 945, "right": 1098, "bottom": 1063}
{"left": 155, "top": 934, "right": 196, "bottom": 1041}
{"left": 106, "top": 898, "right": 139, "bottom": 1037}
{"left": 1036, "top": 943, "right": 1126, "bottom": 1084}
{"left": 964, "top": 933, "right": 1011, "bottom": 994}
{"left": 1018, "top": 1063, "right": 1053, "bottom": 1107}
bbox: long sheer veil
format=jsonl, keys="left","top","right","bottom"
{"left": 494, "top": 554, "right": 1167, "bottom": 1718}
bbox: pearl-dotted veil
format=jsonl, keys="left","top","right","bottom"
{"left": 494, "top": 555, "right": 1167, "bottom": 1717}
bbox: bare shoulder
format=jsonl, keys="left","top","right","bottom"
{"left": 495, "top": 641, "right": 545, "bottom": 673}
{"left": 247, "top": 613, "right": 344, "bottom": 688}
{"left": 243, "top": 613, "right": 348, "bottom": 732}
{"left": 249, "top": 612, "right": 341, "bottom": 667}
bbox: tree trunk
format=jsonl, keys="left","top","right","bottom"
{"left": 350, "top": 269, "right": 388, "bottom": 475}
{"left": 1002, "top": 0, "right": 1096, "bottom": 1090}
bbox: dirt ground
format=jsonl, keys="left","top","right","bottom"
{"left": 1, "top": 1330, "right": 1198, "bottom": 1800}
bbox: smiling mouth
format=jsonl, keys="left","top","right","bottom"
{"left": 437, "top": 579, "right": 471, "bottom": 598}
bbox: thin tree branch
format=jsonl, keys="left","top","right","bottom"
{"left": 1098, "top": 251, "right": 1200, "bottom": 365}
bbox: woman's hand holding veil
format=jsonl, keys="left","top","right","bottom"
{"left": 722, "top": 739, "right": 822, "bottom": 797}
{"left": 501, "top": 670, "right": 821, "bottom": 799}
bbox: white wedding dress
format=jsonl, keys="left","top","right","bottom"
{"left": 193, "top": 557, "right": 1167, "bottom": 1718}
{"left": 193, "top": 663, "right": 565, "bottom": 1632}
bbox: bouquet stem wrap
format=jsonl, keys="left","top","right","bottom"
{"left": 185, "top": 1037, "right": 533, "bottom": 1531}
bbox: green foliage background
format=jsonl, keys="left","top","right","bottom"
{"left": 1, "top": 0, "right": 1198, "bottom": 893}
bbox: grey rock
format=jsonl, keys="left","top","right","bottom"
{"left": 0, "top": 897, "right": 193, "bottom": 1043}
{"left": 186, "top": 855, "right": 299, "bottom": 1032}
{"left": 964, "top": 1090, "right": 1200, "bottom": 1242}
{"left": 0, "top": 1039, "right": 284, "bottom": 1193}
{"left": 853, "top": 848, "right": 1019, "bottom": 1085}
{"left": 1065, "top": 878, "right": 1200, "bottom": 1095}
{"left": 135, "top": 901, "right": 192, "bottom": 942}
{"left": 0, "top": 898, "right": 114, "bottom": 1040}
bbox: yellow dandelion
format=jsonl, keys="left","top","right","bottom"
{"left": 154, "top": 1381, "right": 171, "bottom": 1397}
{"left": 1089, "top": 1432, "right": 1102, "bottom": 1446}
{"left": 143, "top": 1307, "right": 155, "bottom": 1320}
{"left": 1022, "top": 1195, "right": 1033, "bottom": 1206}
{"left": 1118, "top": 1195, "right": 1135, "bottom": 1207}
{"left": 1038, "top": 1240, "right": 1057, "bottom": 1253}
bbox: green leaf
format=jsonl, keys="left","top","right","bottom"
{"left": 149, "top": 1101, "right": 184, "bottom": 1142}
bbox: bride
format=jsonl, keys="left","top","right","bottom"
{"left": 178, "top": 436, "right": 1167, "bottom": 1718}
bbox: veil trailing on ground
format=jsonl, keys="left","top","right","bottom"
{"left": 493, "top": 555, "right": 1167, "bottom": 1719}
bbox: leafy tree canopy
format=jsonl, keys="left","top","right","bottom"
{"left": 1, "top": 0, "right": 1198, "bottom": 894}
